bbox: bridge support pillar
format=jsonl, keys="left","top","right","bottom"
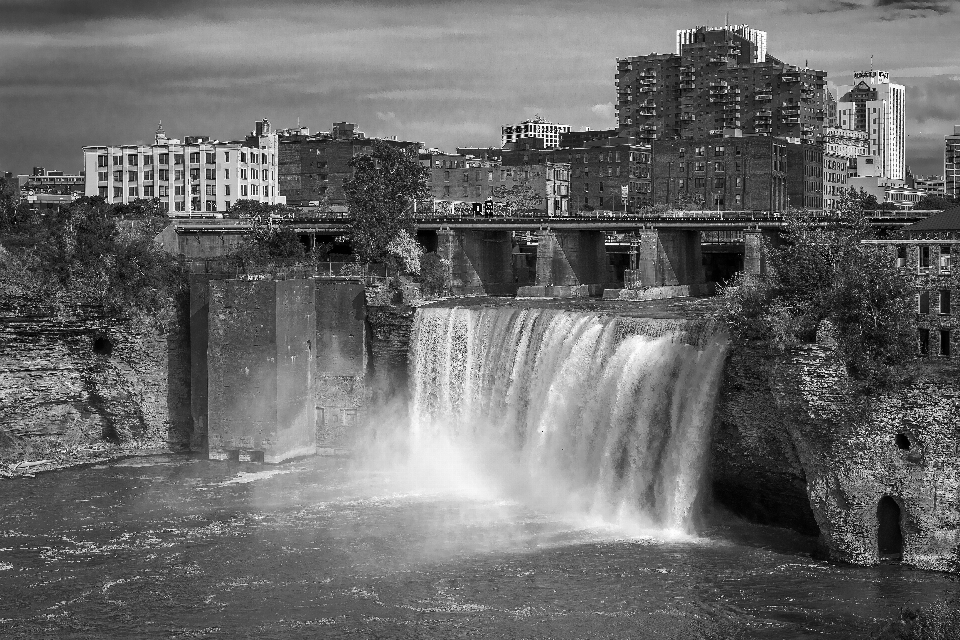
{"left": 438, "top": 229, "right": 516, "bottom": 296}
{"left": 743, "top": 229, "right": 781, "bottom": 277}
{"left": 534, "top": 230, "right": 611, "bottom": 292}
{"left": 635, "top": 229, "right": 705, "bottom": 287}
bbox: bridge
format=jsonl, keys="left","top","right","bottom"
{"left": 160, "top": 209, "right": 937, "bottom": 298}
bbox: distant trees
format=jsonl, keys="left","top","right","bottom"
{"left": 716, "top": 187, "right": 916, "bottom": 390}
{"left": 491, "top": 181, "right": 544, "bottom": 216}
{"left": 343, "top": 140, "right": 429, "bottom": 267}
{"left": 914, "top": 194, "right": 958, "bottom": 211}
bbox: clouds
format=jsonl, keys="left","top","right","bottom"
{"left": 0, "top": 1, "right": 958, "bottom": 176}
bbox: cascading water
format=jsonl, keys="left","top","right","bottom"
{"left": 408, "top": 306, "right": 729, "bottom": 536}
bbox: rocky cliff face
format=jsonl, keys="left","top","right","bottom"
{"left": 0, "top": 305, "right": 192, "bottom": 476}
{"left": 716, "top": 340, "right": 960, "bottom": 572}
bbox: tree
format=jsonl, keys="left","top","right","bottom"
{"left": 914, "top": 194, "right": 957, "bottom": 211}
{"left": 717, "top": 187, "right": 916, "bottom": 390}
{"left": 343, "top": 140, "right": 429, "bottom": 263}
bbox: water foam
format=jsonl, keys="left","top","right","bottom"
{"left": 407, "top": 306, "right": 728, "bottom": 536}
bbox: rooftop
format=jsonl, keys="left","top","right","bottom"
{"left": 902, "top": 206, "right": 960, "bottom": 233}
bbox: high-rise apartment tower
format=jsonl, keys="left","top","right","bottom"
{"left": 836, "top": 70, "right": 905, "bottom": 180}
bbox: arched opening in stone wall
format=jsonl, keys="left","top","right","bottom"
{"left": 877, "top": 496, "right": 904, "bottom": 560}
{"left": 894, "top": 433, "right": 911, "bottom": 451}
{"left": 92, "top": 336, "right": 113, "bottom": 356}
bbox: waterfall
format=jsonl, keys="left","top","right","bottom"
{"left": 408, "top": 306, "right": 728, "bottom": 536}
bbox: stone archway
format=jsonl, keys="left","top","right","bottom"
{"left": 877, "top": 496, "right": 904, "bottom": 560}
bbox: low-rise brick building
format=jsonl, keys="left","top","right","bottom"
{"left": 278, "top": 122, "right": 420, "bottom": 207}
{"left": 651, "top": 136, "right": 789, "bottom": 211}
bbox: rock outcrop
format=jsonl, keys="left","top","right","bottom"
{"left": 716, "top": 339, "right": 960, "bottom": 571}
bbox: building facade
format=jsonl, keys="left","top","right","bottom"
{"left": 16, "top": 168, "right": 84, "bottom": 210}
{"left": 501, "top": 117, "right": 571, "bottom": 149}
{"left": 277, "top": 122, "right": 419, "bottom": 207}
{"left": 651, "top": 136, "right": 789, "bottom": 211}
{"left": 837, "top": 70, "right": 906, "bottom": 180}
{"left": 616, "top": 24, "right": 827, "bottom": 144}
{"left": 83, "top": 119, "right": 281, "bottom": 214}
{"left": 946, "top": 125, "right": 960, "bottom": 199}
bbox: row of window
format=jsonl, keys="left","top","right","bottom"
{"left": 96, "top": 151, "right": 272, "bottom": 168}
{"left": 98, "top": 184, "right": 267, "bottom": 198}
{"left": 918, "top": 290, "right": 953, "bottom": 315}
{"left": 96, "top": 168, "right": 269, "bottom": 182}
{"left": 918, "top": 329, "right": 952, "bottom": 357}
{"left": 899, "top": 245, "right": 953, "bottom": 271}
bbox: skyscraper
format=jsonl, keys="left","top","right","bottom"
{"left": 616, "top": 24, "right": 826, "bottom": 144}
{"left": 836, "top": 70, "right": 906, "bottom": 180}
{"left": 946, "top": 125, "right": 960, "bottom": 199}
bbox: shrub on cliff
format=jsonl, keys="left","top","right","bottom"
{"left": 343, "top": 140, "right": 429, "bottom": 264}
{"left": 419, "top": 252, "right": 451, "bottom": 297}
{"left": 0, "top": 196, "right": 185, "bottom": 325}
{"left": 716, "top": 188, "right": 916, "bottom": 390}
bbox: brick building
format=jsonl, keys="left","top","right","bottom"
{"left": 870, "top": 208, "right": 960, "bottom": 357}
{"left": 651, "top": 136, "right": 788, "bottom": 211}
{"left": 424, "top": 151, "right": 570, "bottom": 216}
{"left": 502, "top": 134, "right": 653, "bottom": 213}
{"left": 616, "top": 24, "right": 827, "bottom": 144}
{"left": 786, "top": 143, "right": 824, "bottom": 209}
{"left": 278, "top": 122, "right": 420, "bottom": 207}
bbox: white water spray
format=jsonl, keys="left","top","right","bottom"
{"left": 407, "top": 306, "right": 728, "bottom": 536}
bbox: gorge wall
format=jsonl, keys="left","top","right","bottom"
{"left": 715, "top": 337, "right": 960, "bottom": 572}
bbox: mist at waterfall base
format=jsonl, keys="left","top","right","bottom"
{"left": 358, "top": 306, "right": 728, "bottom": 541}
{"left": 3, "top": 309, "right": 960, "bottom": 638}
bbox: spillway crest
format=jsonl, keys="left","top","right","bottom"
{"left": 409, "top": 306, "right": 728, "bottom": 535}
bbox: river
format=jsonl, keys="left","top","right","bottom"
{"left": 0, "top": 454, "right": 956, "bottom": 639}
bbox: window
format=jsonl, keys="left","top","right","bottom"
{"left": 735, "top": 177, "right": 743, "bottom": 188}
{"left": 714, "top": 146, "right": 724, "bottom": 156}
{"left": 175, "top": 185, "right": 185, "bottom": 196}
{"left": 143, "top": 170, "right": 153, "bottom": 181}
{"left": 159, "top": 169, "right": 169, "bottom": 181}
{"left": 205, "top": 185, "right": 215, "bottom": 196}
{"left": 735, "top": 147, "right": 742, "bottom": 156}
{"left": 941, "top": 290, "right": 951, "bottom": 315}
{"left": 190, "top": 168, "right": 200, "bottom": 180}
{"left": 112, "top": 171, "right": 122, "bottom": 181}
{"left": 127, "top": 171, "right": 137, "bottom": 182}
{"left": 128, "top": 154, "right": 138, "bottom": 166}
{"left": 224, "top": 185, "right": 230, "bottom": 196}
{"left": 678, "top": 178, "right": 685, "bottom": 189}
{"left": 224, "top": 168, "right": 230, "bottom": 180}
{"left": 159, "top": 186, "right": 169, "bottom": 197}
{"left": 113, "top": 155, "right": 122, "bottom": 165}
{"left": 262, "top": 153, "right": 267, "bottom": 164}
{"left": 919, "top": 291, "right": 930, "bottom": 314}
{"left": 98, "top": 186, "right": 107, "bottom": 197}
{"left": 599, "top": 182, "right": 604, "bottom": 193}
{"left": 174, "top": 154, "right": 184, "bottom": 165}
{"left": 144, "top": 186, "right": 154, "bottom": 197}
{"left": 206, "top": 152, "right": 216, "bottom": 164}
{"left": 941, "top": 330, "right": 951, "bottom": 357}
{"left": 175, "top": 201, "right": 185, "bottom": 212}
{"left": 241, "top": 169, "right": 247, "bottom": 180}
{"left": 694, "top": 177, "right": 705, "bottom": 188}
{"left": 224, "top": 201, "right": 230, "bottom": 210}
{"left": 206, "top": 200, "right": 216, "bottom": 211}
{"left": 189, "top": 152, "right": 200, "bottom": 164}
{"left": 714, "top": 162, "right": 725, "bottom": 172}
{"left": 941, "top": 245, "right": 952, "bottom": 271}
{"left": 159, "top": 153, "right": 169, "bottom": 165}
{"left": 129, "top": 186, "right": 138, "bottom": 197}
{"left": 695, "top": 146, "right": 705, "bottom": 156}
{"left": 443, "top": 185, "right": 451, "bottom": 197}
{"left": 695, "top": 162, "right": 705, "bottom": 172}
{"left": 206, "top": 168, "right": 215, "bottom": 180}
{"left": 98, "top": 155, "right": 108, "bottom": 168}
{"left": 241, "top": 185, "right": 248, "bottom": 197}
{"left": 444, "top": 170, "right": 450, "bottom": 181}
{"left": 920, "top": 246, "right": 930, "bottom": 269}
{"left": 224, "top": 152, "right": 230, "bottom": 162}
{"left": 735, "top": 194, "right": 742, "bottom": 206}
{"left": 919, "top": 328, "right": 930, "bottom": 355}
{"left": 240, "top": 152, "right": 246, "bottom": 163}
{"left": 98, "top": 171, "right": 108, "bottom": 182}
{"left": 143, "top": 155, "right": 153, "bottom": 165}
{"left": 113, "top": 186, "right": 122, "bottom": 198}
{"left": 714, "top": 177, "right": 725, "bottom": 189}
{"left": 191, "top": 184, "right": 199, "bottom": 196}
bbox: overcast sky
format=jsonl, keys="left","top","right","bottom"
{"left": 1, "top": 0, "right": 958, "bottom": 176}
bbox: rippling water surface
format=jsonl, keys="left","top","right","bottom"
{"left": 0, "top": 455, "right": 956, "bottom": 639}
